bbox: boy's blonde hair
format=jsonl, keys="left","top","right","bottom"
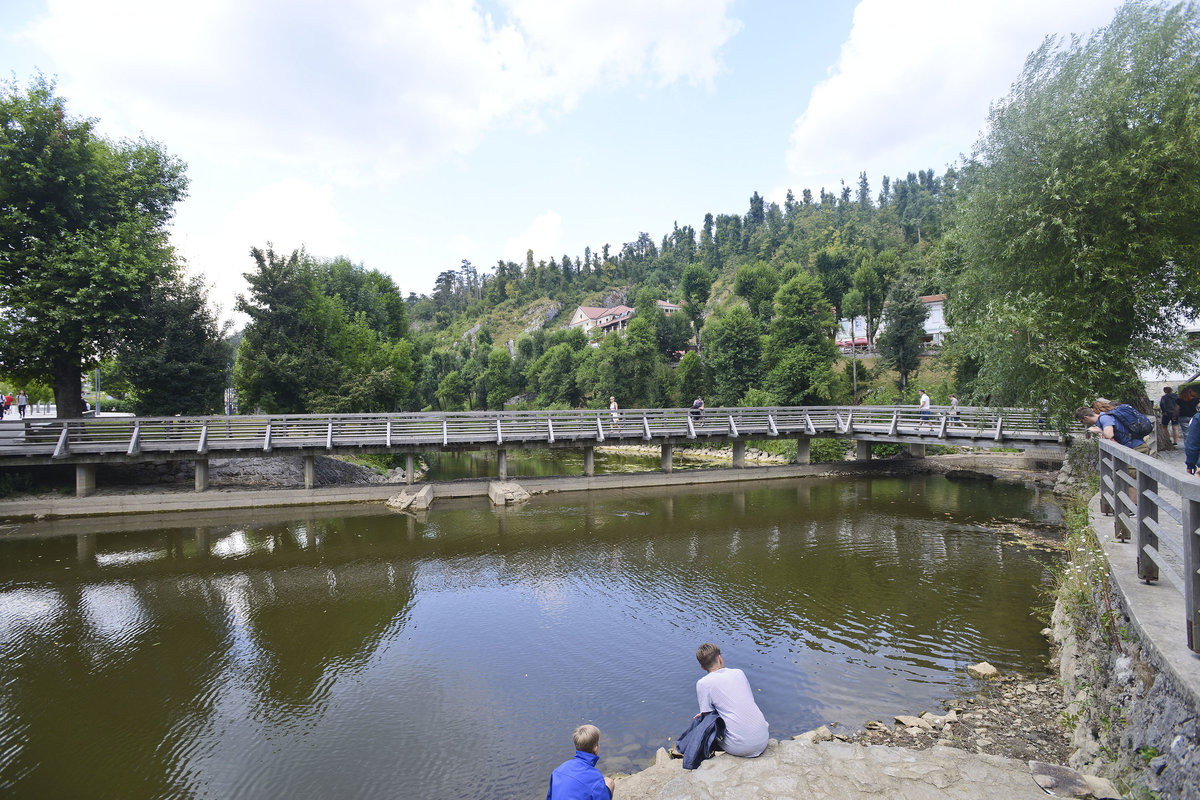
{"left": 573, "top": 724, "right": 601, "bottom": 752}
{"left": 696, "top": 642, "right": 722, "bottom": 670}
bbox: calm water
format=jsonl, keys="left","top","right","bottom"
{"left": 0, "top": 474, "right": 1061, "bottom": 800}
{"left": 422, "top": 447, "right": 714, "bottom": 480}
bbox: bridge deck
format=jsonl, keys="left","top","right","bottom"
{"left": 0, "top": 405, "right": 1062, "bottom": 466}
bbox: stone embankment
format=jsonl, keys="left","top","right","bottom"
{"left": 611, "top": 662, "right": 1121, "bottom": 800}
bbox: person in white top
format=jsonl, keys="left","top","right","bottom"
{"left": 918, "top": 389, "right": 932, "bottom": 430}
{"left": 694, "top": 643, "right": 770, "bottom": 757}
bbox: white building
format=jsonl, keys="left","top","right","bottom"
{"left": 838, "top": 294, "right": 949, "bottom": 346}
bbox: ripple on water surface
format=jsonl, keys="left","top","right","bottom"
{"left": 0, "top": 474, "right": 1058, "bottom": 800}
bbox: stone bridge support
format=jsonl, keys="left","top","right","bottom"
{"left": 732, "top": 441, "right": 746, "bottom": 468}
{"left": 857, "top": 440, "right": 872, "bottom": 462}
{"left": 406, "top": 454, "right": 415, "bottom": 485}
{"left": 497, "top": 449, "right": 508, "bottom": 480}
{"left": 583, "top": 446, "right": 595, "bottom": 477}
{"left": 795, "top": 438, "right": 810, "bottom": 465}
{"left": 304, "top": 455, "right": 315, "bottom": 489}
{"left": 661, "top": 443, "right": 673, "bottom": 473}
{"left": 908, "top": 443, "right": 926, "bottom": 458}
{"left": 195, "top": 458, "right": 210, "bottom": 492}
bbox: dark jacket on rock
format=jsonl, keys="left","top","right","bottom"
{"left": 677, "top": 711, "right": 725, "bottom": 770}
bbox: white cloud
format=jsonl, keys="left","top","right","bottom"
{"left": 503, "top": 210, "right": 562, "bottom": 263}
{"left": 22, "top": 0, "right": 740, "bottom": 182}
{"left": 176, "top": 179, "right": 354, "bottom": 317}
{"left": 785, "top": 0, "right": 1120, "bottom": 193}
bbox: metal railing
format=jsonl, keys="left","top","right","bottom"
{"left": 0, "top": 404, "right": 1061, "bottom": 461}
{"left": 1098, "top": 439, "right": 1200, "bottom": 653}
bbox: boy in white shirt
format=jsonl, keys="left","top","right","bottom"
{"left": 694, "top": 643, "right": 770, "bottom": 757}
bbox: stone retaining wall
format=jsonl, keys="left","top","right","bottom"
{"left": 1055, "top": 586, "right": 1200, "bottom": 799}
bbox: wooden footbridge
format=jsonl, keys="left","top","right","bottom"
{"left": 0, "top": 404, "right": 1064, "bottom": 496}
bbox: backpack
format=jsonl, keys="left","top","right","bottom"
{"left": 1109, "top": 404, "right": 1154, "bottom": 439}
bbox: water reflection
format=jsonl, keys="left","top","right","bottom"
{"left": 0, "top": 475, "right": 1060, "bottom": 800}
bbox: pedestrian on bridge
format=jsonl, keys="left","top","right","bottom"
{"left": 609, "top": 396, "right": 620, "bottom": 435}
{"left": 1160, "top": 386, "right": 1179, "bottom": 446}
{"left": 918, "top": 390, "right": 931, "bottom": 430}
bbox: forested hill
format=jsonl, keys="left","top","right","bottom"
{"left": 410, "top": 170, "right": 955, "bottom": 346}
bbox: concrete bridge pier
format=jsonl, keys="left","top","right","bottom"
{"left": 856, "top": 440, "right": 872, "bottom": 461}
{"left": 795, "top": 438, "right": 810, "bottom": 465}
{"left": 661, "top": 444, "right": 673, "bottom": 473}
{"left": 909, "top": 443, "right": 926, "bottom": 458}
{"left": 303, "top": 455, "right": 315, "bottom": 489}
{"left": 583, "top": 446, "right": 595, "bottom": 477}
{"left": 497, "top": 449, "right": 508, "bottom": 480}
{"left": 733, "top": 441, "right": 746, "bottom": 468}
{"left": 195, "top": 458, "right": 209, "bottom": 492}
{"left": 75, "top": 464, "right": 95, "bottom": 497}
{"left": 406, "top": 454, "right": 415, "bottom": 485}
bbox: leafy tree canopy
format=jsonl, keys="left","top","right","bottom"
{"left": 946, "top": 0, "right": 1200, "bottom": 409}
{"left": 0, "top": 75, "right": 188, "bottom": 417}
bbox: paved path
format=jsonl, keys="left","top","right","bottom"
{"left": 613, "top": 739, "right": 1065, "bottom": 799}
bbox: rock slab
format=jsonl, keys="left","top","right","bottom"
{"left": 488, "top": 481, "right": 530, "bottom": 506}
{"left": 386, "top": 484, "right": 433, "bottom": 510}
{"left": 614, "top": 740, "right": 1053, "bottom": 800}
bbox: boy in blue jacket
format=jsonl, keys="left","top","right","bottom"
{"left": 547, "top": 724, "right": 614, "bottom": 799}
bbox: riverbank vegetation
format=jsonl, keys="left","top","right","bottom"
{"left": 2, "top": 2, "right": 1196, "bottom": 421}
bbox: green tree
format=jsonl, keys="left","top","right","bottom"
{"left": 484, "top": 346, "right": 513, "bottom": 410}
{"left": 437, "top": 370, "right": 466, "bottom": 411}
{"left": 702, "top": 304, "right": 764, "bottom": 407}
{"left": 733, "top": 262, "right": 780, "bottom": 322}
{"left": 115, "top": 273, "right": 231, "bottom": 416}
{"left": 764, "top": 272, "right": 841, "bottom": 404}
{"left": 947, "top": 1, "right": 1200, "bottom": 408}
{"left": 877, "top": 281, "right": 928, "bottom": 390}
{"left": 674, "top": 351, "right": 710, "bottom": 405}
{"left": 0, "top": 76, "right": 189, "bottom": 417}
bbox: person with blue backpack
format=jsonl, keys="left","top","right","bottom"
{"left": 1074, "top": 400, "right": 1154, "bottom": 453}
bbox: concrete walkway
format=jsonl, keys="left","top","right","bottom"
{"left": 613, "top": 739, "right": 1066, "bottom": 800}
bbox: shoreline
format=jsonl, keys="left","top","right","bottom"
{"left": 0, "top": 450, "right": 1061, "bottom": 523}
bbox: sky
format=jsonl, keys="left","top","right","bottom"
{"left": 1, "top": 0, "right": 1121, "bottom": 322}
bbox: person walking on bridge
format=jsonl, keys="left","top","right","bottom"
{"left": 1160, "top": 386, "right": 1179, "bottom": 446}
{"left": 917, "top": 389, "right": 932, "bottom": 430}
{"left": 16, "top": 390, "right": 27, "bottom": 419}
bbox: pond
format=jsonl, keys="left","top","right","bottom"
{"left": 0, "top": 473, "right": 1061, "bottom": 800}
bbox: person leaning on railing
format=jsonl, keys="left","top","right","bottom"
{"left": 1074, "top": 402, "right": 1151, "bottom": 454}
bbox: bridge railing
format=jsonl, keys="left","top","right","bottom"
{"left": 5, "top": 404, "right": 1060, "bottom": 459}
{"left": 1098, "top": 439, "right": 1200, "bottom": 653}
